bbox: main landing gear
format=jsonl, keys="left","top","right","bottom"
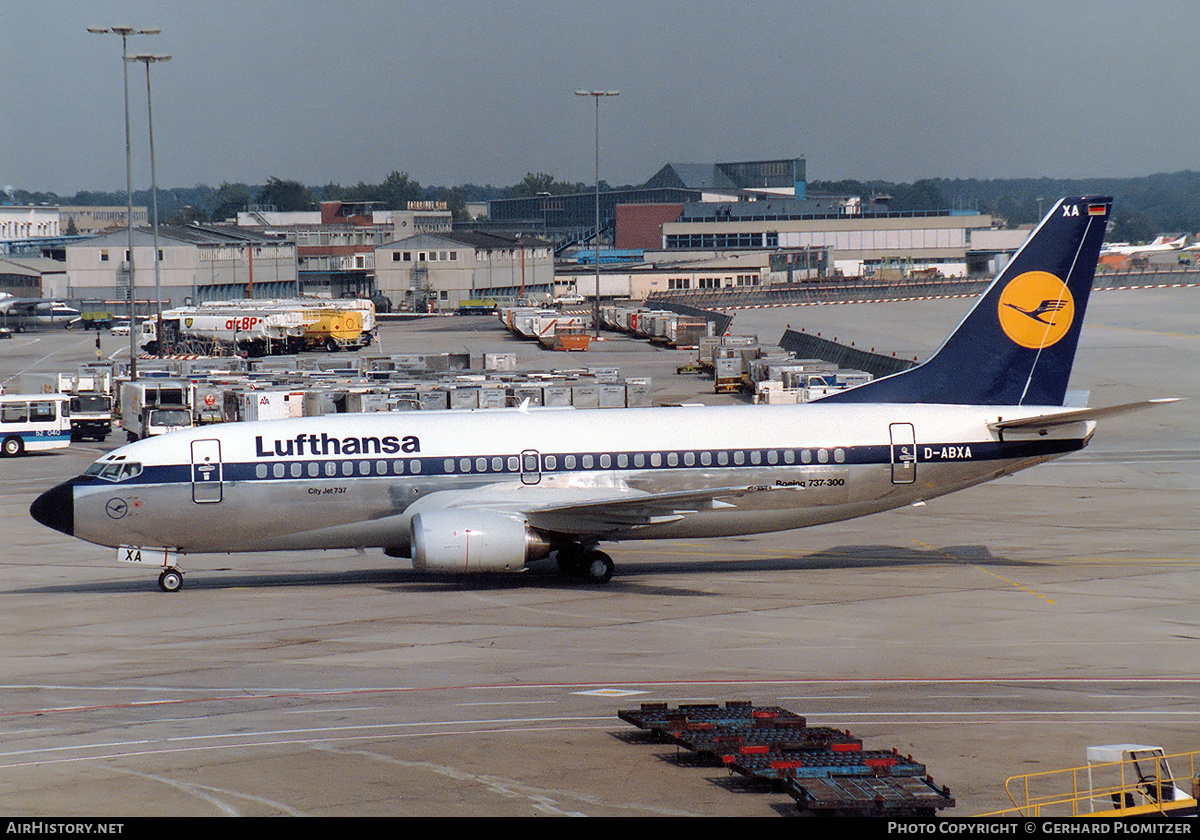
{"left": 555, "top": 545, "right": 615, "bottom": 584}
{"left": 158, "top": 568, "right": 184, "bottom": 592}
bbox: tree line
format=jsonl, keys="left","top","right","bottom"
{"left": 809, "top": 172, "right": 1200, "bottom": 243}
{"left": 13, "top": 169, "right": 1200, "bottom": 244}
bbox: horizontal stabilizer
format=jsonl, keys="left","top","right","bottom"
{"left": 988, "top": 398, "right": 1181, "bottom": 433}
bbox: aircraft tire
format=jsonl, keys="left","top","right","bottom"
{"left": 158, "top": 569, "right": 183, "bottom": 593}
{"left": 582, "top": 551, "right": 614, "bottom": 584}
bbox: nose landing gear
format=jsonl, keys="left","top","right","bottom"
{"left": 158, "top": 568, "right": 184, "bottom": 592}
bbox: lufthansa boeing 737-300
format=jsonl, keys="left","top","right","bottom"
{"left": 30, "top": 196, "right": 1177, "bottom": 591}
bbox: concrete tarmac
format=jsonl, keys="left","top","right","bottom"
{"left": 0, "top": 286, "right": 1197, "bottom": 817}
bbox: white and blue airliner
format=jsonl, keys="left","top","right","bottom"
{"left": 30, "top": 197, "right": 1174, "bottom": 591}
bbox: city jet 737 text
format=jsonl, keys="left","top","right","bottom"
{"left": 31, "top": 196, "right": 1176, "bottom": 591}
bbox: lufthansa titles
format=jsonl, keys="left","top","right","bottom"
{"left": 255, "top": 433, "right": 420, "bottom": 458}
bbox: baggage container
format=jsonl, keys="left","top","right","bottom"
{"left": 303, "top": 390, "right": 339, "bottom": 417}
{"left": 599, "top": 384, "right": 627, "bottom": 408}
{"left": 483, "top": 353, "right": 516, "bottom": 372}
{"left": 570, "top": 384, "right": 599, "bottom": 408}
{"left": 542, "top": 384, "right": 572, "bottom": 407}
{"left": 350, "top": 392, "right": 392, "bottom": 413}
{"left": 837, "top": 371, "right": 873, "bottom": 388}
{"left": 241, "top": 389, "right": 306, "bottom": 422}
{"left": 587, "top": 366, "right": 620, "bottom": 384}
{"left": 478, "top": 386, "right": 508, "bottom": 409}
{"left": 418, "top": 389, "right": 449, "bottom": 410}
{"left": 672, "top": 319, "right": 710, "bottom": 349}
{"left": 511, "top": 385, "right": 543, "bottom": 407}
{"left": 386, "top": 388, "right": 422, "bottom": 411}
{"left": 359, "top": 356, "right": 395, "bottom": 373}
{"left": 625, "top": 379, "right": 652, "bottom": 407}
{"left": 448, "top": 387, "right": 480, "bottom": 410}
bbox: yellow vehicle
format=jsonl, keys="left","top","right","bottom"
{"left": 982, "top": 745, "right": 1199, "bottom": 817}
{"left": 301, "top": 308, "right": 365, "bottom": 351}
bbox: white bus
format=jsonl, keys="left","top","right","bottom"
{"left": 0, "top": 393, "right": 72, "bottom": 456}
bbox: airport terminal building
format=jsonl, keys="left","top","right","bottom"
{"left": 492, "top": 157, "right": 1029, "bottom": 298}
{"left": 641, "top": 201, "right": 1024, "bottom": 280}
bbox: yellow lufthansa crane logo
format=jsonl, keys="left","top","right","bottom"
{"left": 997, "top": 271, "right": 1075, "bottom": 349}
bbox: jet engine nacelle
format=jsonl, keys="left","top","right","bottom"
{"left": 411, "top": 510, "right": 551, "bottom": 574}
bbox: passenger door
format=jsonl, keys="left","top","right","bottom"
{"left": 889, "top": 423, "right": 916, "bottom": 484}
{"left": 191, "top": 439, "right": 223, "bottom": 503}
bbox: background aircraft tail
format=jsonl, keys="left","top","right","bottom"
{"left": 818, "top": 196, "right": 1112, "bottom": 406}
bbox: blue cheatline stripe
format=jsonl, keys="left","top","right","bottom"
{"left": 19, "top": 431, "right": 71, "bottom": 442}
{"left": 79, "top": 438, "right": 1084, "bottom": 488}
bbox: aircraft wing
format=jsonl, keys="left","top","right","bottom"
{"left": 989, "top": 398, "right": 1181, "bottom": 433}
{"left": 519, "top": 483, "right": 782, "bottom": 536}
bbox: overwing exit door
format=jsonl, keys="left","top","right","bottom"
{"left": 520, "top": 449, "right": 541, "bottom": 485}
{"left": 889, "top": 423, "right": 916, "bottom": 484}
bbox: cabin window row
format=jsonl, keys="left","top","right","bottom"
{"left": 250, "top": 447, "right": 848, "bottom": 479}
{"left": 531, "top": 448, "right": 849, "bottom": 471}
{"left": 256, "top": 459, "right": 425, "bottom": 479}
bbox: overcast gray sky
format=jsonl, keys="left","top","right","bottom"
{"left": 3, "top": 0, "right": 1196, "bottom": 195}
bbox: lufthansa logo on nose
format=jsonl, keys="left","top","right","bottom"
{"left": 105, "top": 498, "right": 128, "bottom": 519}
{"left": 997, "top": 271, "right": 1075, "bottom": 349}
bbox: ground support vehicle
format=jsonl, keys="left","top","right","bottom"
{"left": 143, "top": 308, "right": 306, "bottom": 357}
{"left": 297, "top": 307, "right": 365, "bottom": 351}
{"left": 20, "top": 372, "right": 113, "bottom": 442}
{"left": 199, "top": 298, "right": 376, "bottom": 351}
{"left": 538, "top": 325, "right": 591, "bottom": 351}
{"left": 0, "top": 393, "right": 72, "bottom": 456}
{"left": 983, "top": 745, "right": 1199, "bottom": 817}
{"left": 67, "top": 393, "right": 113, "bottom": 441}
{"left": 119, "top": 380, "right": 196, "bottom": 441}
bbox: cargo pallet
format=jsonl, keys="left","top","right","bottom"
{"left": 617, "top": 700, "right": 803, "bottom": 738}
{"left": 618, "top": 700, "right": 955, "bottom": 817}
{"left": 729, "top": 747, "right": 927, "bottom": 784}
{"left": 788, "top": 774, "right": 955, "bottom": 818}
{"left": 681, "top": 727, "right": 864, "bottom": 766}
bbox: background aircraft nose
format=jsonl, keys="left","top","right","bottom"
{"left": 30, "top": 481, "right": 74, "bottom": 536}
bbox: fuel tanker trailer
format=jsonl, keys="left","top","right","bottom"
{"left": 141, "top": 306, "right": 307, "bottom": 357}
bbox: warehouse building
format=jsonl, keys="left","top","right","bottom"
{"left": 375, "top": 231, "right": 554, "bottom": 311}
{"left": 0, "top": 256, "right": 68, "bottom": 299}
{"left": 64, "top": 226, "right": 298, "bottom": 310}
{"left": 59, "top": 205, "right": 149, "bottom": 236}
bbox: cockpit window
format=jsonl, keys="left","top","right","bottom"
{"left": 85, "top": 461, "right": 143, "bottom": 482}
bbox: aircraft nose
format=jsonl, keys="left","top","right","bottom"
{"left": 30, "top": 480, "right": 74, "bottom": 537}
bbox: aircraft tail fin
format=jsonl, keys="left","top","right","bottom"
{"left": 818, "top": 196, "right": 1112, "bottom": 406}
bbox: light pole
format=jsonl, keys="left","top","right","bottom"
{"left": 575, "top": 89, "right": 618, "bottom": 338}
{"left": 128, "top": 53, "right": 171, "bottom": 357}
{"left": 88, "top": 25, "right": 160, "bottom": 378}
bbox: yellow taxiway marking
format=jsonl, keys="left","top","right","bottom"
{"left": 1056, "top": 557, "right": 1200, "bottom": 566}
{"left": 910, "top": 538, "right": 1057, "bottom": 605}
